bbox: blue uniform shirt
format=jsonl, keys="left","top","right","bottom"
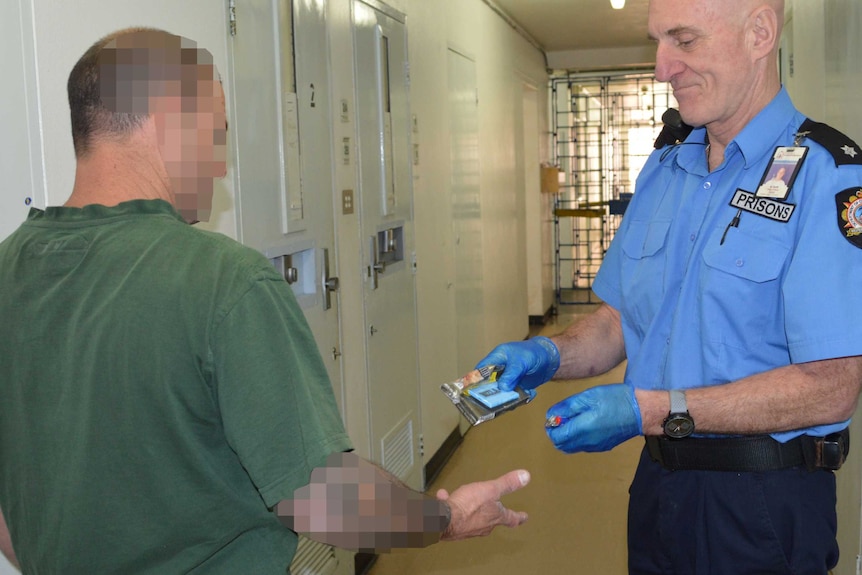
{"left": 593, "top": 88, "right": 862, "bottom": 441}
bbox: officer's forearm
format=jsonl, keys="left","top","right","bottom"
{"left": 551, "top": 302, "right": 626, "bottom": 380}
{"left": 637, "top": 355, "right": 862, "bottom": 435}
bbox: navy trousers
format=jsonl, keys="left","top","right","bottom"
{"left": 628, "top": 445, "right": 838, "bottom": 575}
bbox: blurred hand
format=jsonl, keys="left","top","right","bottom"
{"left": 545, "top": 383, "right": 642, "bottom": 453}
{"left": 437, "top": 469, "right": 530, "bottom": 541}
{"left": 476, "top": 336, "right": 560, "bottom": 391}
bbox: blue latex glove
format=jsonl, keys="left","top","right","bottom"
{"left": 475, "top": 336, "right": 560, "bottom": 392}
{"left": 545, "top": 383, "right": 642, "bottom": 453}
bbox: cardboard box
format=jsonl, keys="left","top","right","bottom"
{"left": 541, "top": 166, "right": 561, "bottom": 194}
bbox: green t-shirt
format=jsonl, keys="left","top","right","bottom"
{"left": 0, "top": 200, "right": 352, "bottom": 574}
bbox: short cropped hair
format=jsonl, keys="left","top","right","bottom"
{"left": 67, "top": 27, "right": 215, "bottom": 157}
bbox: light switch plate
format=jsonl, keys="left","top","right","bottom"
{"left": 342, "top": 189, "right": 354, "bottom": 215}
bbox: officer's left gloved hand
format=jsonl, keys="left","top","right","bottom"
{"left": 545, "top": 383, "right": 642, "bottom": 453}
{"left": 475, "top": 336, "right": 560, "bottom": 392}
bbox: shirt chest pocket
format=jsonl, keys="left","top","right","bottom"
{"left": 619, "top": 220, "right": 672, "bottom": 329}
{"left": 701, "top": 229, "right": 789, "bottom": 283}
{"left": 699, "top": 228, "right": 790, "bottom": 354}
{"left": 621, "top": 220, "right": 672, "bottom": 260}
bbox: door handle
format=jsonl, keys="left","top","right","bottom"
{"left": 368, "top": 236, "right": 385, "bottom": 289}
{"left": 322, "top": 248, "right": 339, "bottom": 310}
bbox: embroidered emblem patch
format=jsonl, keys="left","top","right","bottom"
{"left": 836, "top": 187, "right": 862, "bottom": 248}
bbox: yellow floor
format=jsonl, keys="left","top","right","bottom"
{"left": 368, "top": 310, "right": 640, "bottom": 575}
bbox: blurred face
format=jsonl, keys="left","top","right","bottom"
{"left": 154, "top": 64, "right": 228, "bottom": 224}
{"left": 648, "top": 0, "right": 758, "bottom": 132}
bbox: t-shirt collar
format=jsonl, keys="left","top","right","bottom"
{"left": 32, "top": 199, "right": 185, "bottom": 225}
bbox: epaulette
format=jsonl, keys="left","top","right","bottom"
{"left": 798, "top": 119, "right": 862, "bottom": 167}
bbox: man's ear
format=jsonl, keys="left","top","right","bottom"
{"left": 750, "top": 6, "right": 780, "bottom": 61}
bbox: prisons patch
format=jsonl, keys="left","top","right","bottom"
{"left": 836, "top": 187, "right": 862, "bottom": 248}
{"left": 729, "top": 189, "right": 795, "bottom": 222}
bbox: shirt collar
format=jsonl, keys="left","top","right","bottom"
{"left": 733, "top": 87, "right": 799, "bottom": 168}
{"left": 32, "top": 199, "right": 185, "bottom": 225}
{"left": 672, "top": 87, "right": 800, "bottom": 173}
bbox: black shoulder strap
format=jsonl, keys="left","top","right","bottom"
{"left": 798, "top": 118, "right": 862, "bottom": 167}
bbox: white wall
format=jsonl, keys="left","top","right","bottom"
{"left": 446, "top": 0, "right": 548, "bottom": 347}
{"left": 821, "top": 2, "right": 862, "bottom": 571}
{"left": 782, "top": 1, "right": 826, "bottom": 121}
{"left": 408, "top": 0, "right": 550, "bottom": 461}
{"left": 521, "top": 84, "right": 555, "bottom": 320}
{"left": 783, "top": 2, "right": 862, "bottom": 574}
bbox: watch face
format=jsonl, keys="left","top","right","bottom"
{"left": 664, "top": 413, "right": 694, "bottom": 439}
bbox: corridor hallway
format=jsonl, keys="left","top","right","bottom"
{"left": 368, "top": 310, "right": 640, "bottom": 574}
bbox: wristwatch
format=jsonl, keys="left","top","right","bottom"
{"left": 663, "top": 389, "right": 694, "bottom": 439}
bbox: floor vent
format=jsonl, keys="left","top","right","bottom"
{"left": 380, "top": 413, "right": 415, "bottom": 481}
{"left": 289, "top": 535, "right": 338, "bottom": 575}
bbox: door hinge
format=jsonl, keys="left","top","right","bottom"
{"left": 228, "top": 0, "right": 237, "bottom": 36}
{"left": 404, "top": 61, "right": 410, "bottom": 89}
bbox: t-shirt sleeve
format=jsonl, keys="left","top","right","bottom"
{"left": 212, "top": 275, "right": 352, "bottom": 508}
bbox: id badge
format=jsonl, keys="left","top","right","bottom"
{"left": 756, "top": 146, "right": 808, "bottom": 200}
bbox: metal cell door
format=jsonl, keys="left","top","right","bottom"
{"left": 230, "top": 2, "right": 349, "bottom": 574}
{"left": 353, "top": 0, "right": 422, "bottom": 490}
{"left": 229, "top": 0, "right": 345, "bottom": 416}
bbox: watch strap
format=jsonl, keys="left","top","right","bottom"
{"left": 669, "top": 389, "right": 688, "bottom": 413}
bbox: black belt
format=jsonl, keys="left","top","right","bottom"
{"left": 645, "top": 428, "right": 850, "bottom": 472}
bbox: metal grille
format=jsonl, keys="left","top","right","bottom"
{"left": 289, "top": 536, "right": 339, "bottom": 575}
{"left": 552, "top": 72, "right": 676, "bottom": 305}
{"left": 380, "top": 413, "right": 414, "bottom": 481}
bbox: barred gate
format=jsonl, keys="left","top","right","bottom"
{"left": 551, "top": 72, "right": 676, "bottom": 305}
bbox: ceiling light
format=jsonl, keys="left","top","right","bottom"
{"left": 610, "top": 0, "right": 625, "bottom": 9}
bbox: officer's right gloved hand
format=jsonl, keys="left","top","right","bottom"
{"left": 545, "top": 383, "right": 642, "bottom": 453}
{"left": 475, "top": 336, "right": 561, "bottom": 392}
